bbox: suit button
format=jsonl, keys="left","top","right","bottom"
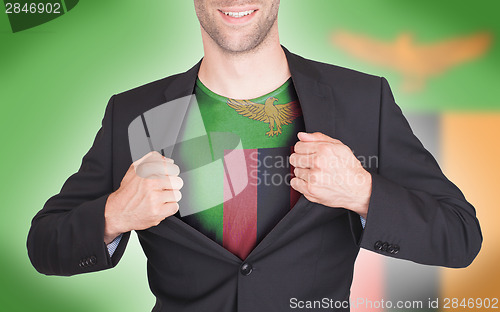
{"left": 240, "top": 263, "right": 253, "bottom": 276}
{"left": 393, "top": 245, "right": 400, "bottom": 254}
{"left": 387, "top": 244, "right": 394, "bottom": 253}
{"left": 89, "top": 256, "right": 97, "bottom": 265}
{"left": 79, "top": 259, "right": 87, "bottom": 267}
{"left": 381, "top": 242, "right": 389, "bottom": 252}
{"left": 387, "top": 244, "right": 395, "bottom": 254}
{"left": 374, "top": 241, "right": 383, "bottom": 250}
{"left": 84, "top": 258, "right": 90, "bottom": 266}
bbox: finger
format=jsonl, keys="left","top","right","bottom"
{"left": 164, "top": 163, "right": 180, "bottom": 176}
{"left": 147, "top": 176, "right": 183, "bottom": 191}
{"left": 295, "top": 141, "right": 336, "bottom": 155}
{"left": 134, "top": 151, "right": 174, "bottom": 168}
{"left": 158, "top": 190, "right": 182, "bottom": 203}
{"left": 133, "top": 151, "right": 162, "bottom": 166}
{"left": 125, "top": 151, "right": 161, "bottom": 182}
{"left": 294, "top": 168, "right": 324, "bottom": 185}
{"left": 136, "top": 162, "right": 180, "bottom": 178}
{"left": 298, "top": 132, "right": 342, "bottom": 144}
{"left": 160, "top": 176, "right": 184, "bottom": 190}
{"left": 295, "top": 140, "right": 349, "bottom": 158}
{"left": 293, "top": 167, "right": 310, "bottom": 181}
{"left": 290, "top": 153, "right": 315, "bottom": 168}
{"left": 142, "top": 153, "right": 174, "bottom": 165}
{"left": 294, "top": 141, "right": 318, "bottom": 155}
{"left": 162, "top": 202, "right": 180, "bottom": 217}
{"left": 290, "top": 177, "right": 320, "bottom": 203}
{"left": 135, "top": 162, "right": 165, "bottom": 179}
{"left": 290, "top": 177, "right": 310, "bottom": 196}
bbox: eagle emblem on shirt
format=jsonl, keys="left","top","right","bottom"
{"left": 226, "top": 97, "right": 302, "bottom": 137}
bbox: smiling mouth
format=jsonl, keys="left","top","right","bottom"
{"left": 220, "top": 9, "right": 257, "bottom": 18}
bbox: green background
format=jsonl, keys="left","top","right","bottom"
{"left": 1, "top": 1, "right": 498, "bottom": 311}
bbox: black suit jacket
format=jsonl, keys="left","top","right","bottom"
{"left": 27, "top": 47, "right": 482, "bottom": 312}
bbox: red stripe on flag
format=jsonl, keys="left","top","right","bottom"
{"left": 222, "top": 149, "right": 258, "bottom": 260}
{"left": 290, "top": 145, "right": 301, "bottom": 209}
{"left": 351, "top": 250, "right": 385, "bottom": 312}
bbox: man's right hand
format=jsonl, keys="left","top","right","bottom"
{"left": 103, "top": 151, "right": 183, "bottom": 244}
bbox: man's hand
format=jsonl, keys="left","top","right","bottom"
{"left": 103, "top": 151, "right": 183, "bottom": 244}
{"left": 289, "top": 132, "right": 372, "bottom": 219}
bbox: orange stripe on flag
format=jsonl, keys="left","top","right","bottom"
{"left": 441, "top": 113, "right": 500, "bottom": 307}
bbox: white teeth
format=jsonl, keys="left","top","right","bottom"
{"left": 222, "top": 10, "right": 255, "bottom": 18}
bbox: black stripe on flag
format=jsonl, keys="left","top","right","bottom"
{"left": 256, "top": 147, "right": 293, "bottom": 244}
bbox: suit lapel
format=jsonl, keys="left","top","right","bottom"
{"left": 283, "top": 47, "right": 336, "bottom": 137}
{"left": 156, "top": 48, "right": 338, "bottom": 261}
{"left": 163, "top": 60, "right": 201, "bottom": 101}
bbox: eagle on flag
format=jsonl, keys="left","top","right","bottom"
{"left": 227, "top": 97, "right": 302, "bottom": 137}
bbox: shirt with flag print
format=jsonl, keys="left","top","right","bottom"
{"left": 174, "top": 77, "right": 306, "bottom": 260}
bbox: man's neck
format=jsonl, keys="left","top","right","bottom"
{"left": 198, "top": 29, "right": 291, "bottom": 99}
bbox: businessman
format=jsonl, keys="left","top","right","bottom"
{"left": 27, "top": 1, "right": 482, "bottom": 311}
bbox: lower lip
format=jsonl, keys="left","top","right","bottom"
{"left": 218, "top": 10, "right": 258, "bottom": 24}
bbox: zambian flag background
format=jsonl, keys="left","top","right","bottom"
{"left": 0, "top": 1, "right": 498, "bottom": 311}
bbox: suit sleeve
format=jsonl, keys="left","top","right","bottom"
{"left": 356, "top": 77, "right": 482, "bottom": 268}
{"left": 27, "top": 96, "right": 131, "bottom": 276}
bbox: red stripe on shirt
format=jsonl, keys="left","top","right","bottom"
{"left": 222, "top": 149, "right": 258, "bottom": 260}
{"left": 290, "top": 145, "right": 301, "bottom": 209}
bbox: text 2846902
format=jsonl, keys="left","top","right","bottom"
{"left": 5, "top": 2, "right": 61, "bottom": 14}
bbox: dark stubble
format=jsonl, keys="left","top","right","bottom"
{"left": 194, "top": 0, "right": 280, "bottom": 54}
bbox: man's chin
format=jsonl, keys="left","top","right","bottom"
{"left": 215, "top": 34, "right": 268, "bottom": 55}
{"left": 220, "top": 44, "right": 259, "bottom": 54}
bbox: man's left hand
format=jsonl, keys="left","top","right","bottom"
{"left": 289, "top": 132, "right": 372, "bottom": 219}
